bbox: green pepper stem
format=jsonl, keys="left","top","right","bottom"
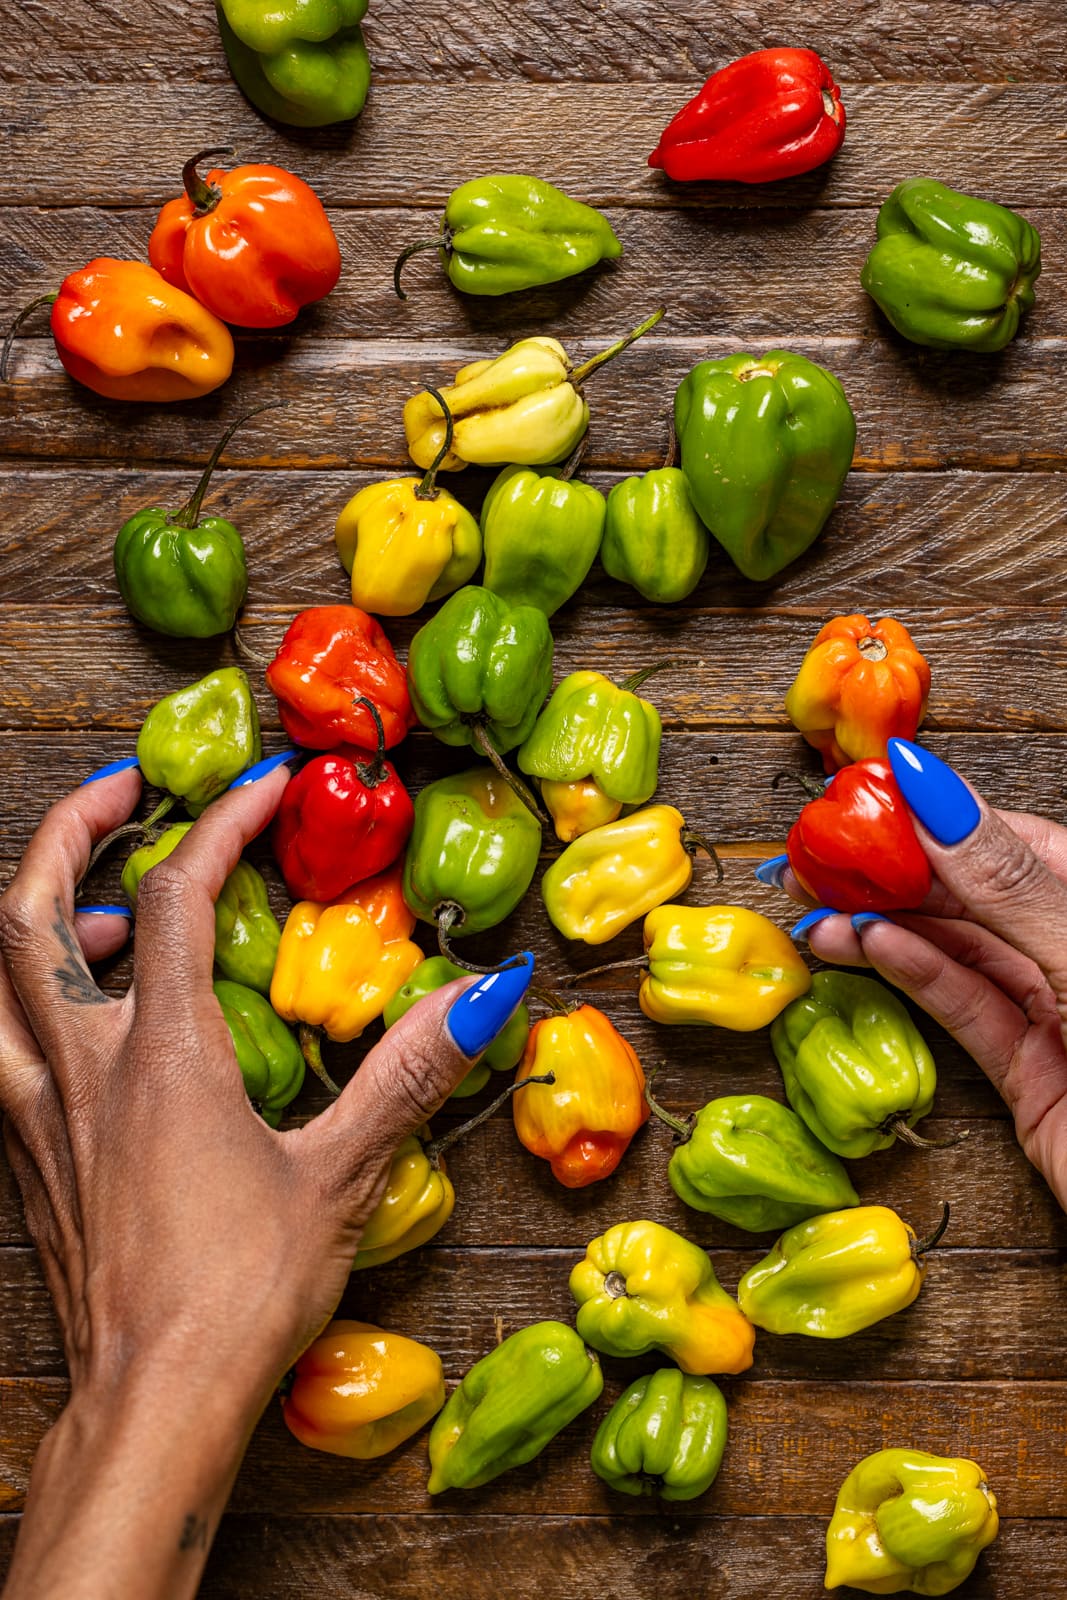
{"left": 172, "top": 402, "right": 284, "bottom": 530}
{"left": 885, "top": 1116, "right": 970, "bottom": 1152}
{"left": 913, "top": 1200, "right": 951, "bottom": 1256}
{"left": 393, "top": 233, "right": 452, "bottom": 301}
{"left": 181, "top": 147, "right": 235, "bottom": 217}
{"left": 351, "top": 694, "right": 388, "bottom": 788}
{"left": 620, "top": 657, "right": 703, "bottom": 695}
{"left": 414, "top": 386, "right": 455, "bottom": 501}
{"left": 681, "top": 826, "right": 724, "bottom": 884}
{"left": 569, "top": 306, "right": 666, "bottom": 387}
{"left": 299, "top": 1026, "right": 342, "bottom": 1097}
{"left": 425, "top": 1072, "right": 556, "bottom": 1166}
{"left": 1, "top": 293, "right": 59, "bottom": 383}
{"left": 559, "top": 955, "right": 648, "bottom": 985}
{"left": 467, "top": 722, "right": 551, "bottom": 827}
{"left": 78, "top": 793, "right": 177, "bottom": 888}
{"left": 771, "top": 771, "right": 828, "bottom": 802}
{"left": 642, "top": 1072, "right": 694, "bottom": 1143}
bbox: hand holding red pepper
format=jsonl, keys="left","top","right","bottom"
{"left": 785, "top": 759, "right": 932, "bottom": 914}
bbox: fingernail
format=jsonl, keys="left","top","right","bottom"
{"left": 852, "top": 912, "right": 888, "bottom": 931}
{"left": 887, "top": 739, "right": 981, "bottom": 846}
{"left": 754, "top": 853, "right": 790, "bottom": 888}
{"left": 790, "top": 908, "right": 839, "bottom": 943}
{"left": 80, "top": 757, "right": 140, "bottom": 786}
{"left": 75, "top": 904, "right": 134, "bottom": 919}
{"left": 446, "top": 953, "right": 535, "bottom": 1060}
{"left": 227, "top": 749, "right": 299, "bottom": 790}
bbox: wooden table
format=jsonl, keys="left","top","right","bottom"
{"left": 2, "top": 2, "right": 1066, "bottom": 1594}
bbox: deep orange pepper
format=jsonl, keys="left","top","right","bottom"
{"left": 784, "top": 614, "right": 931, "bottom": 772}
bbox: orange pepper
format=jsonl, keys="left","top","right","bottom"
{"left": 784, "top": 614, "right": 931, "bottom": 773}
{"left": 283, "top": 1320, "right": 445, "bottom": 1460}
{"left": 512, "top": 1005, "right": 649, "bottom": 1188}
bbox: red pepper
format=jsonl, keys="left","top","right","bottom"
{"left": 149, "top": 148, "right": 341, "bottom": 330}
{"left": 787, "top": 759, "right": 932, "bottom": 914}
{"left": 271, "top": 700, "right": 415, "bottom": 902}
{"left": 266, "top": 605, "right": 415, "bottom": 751}
{"left": 649, "top": 48, "right": 845, "bottom": 184}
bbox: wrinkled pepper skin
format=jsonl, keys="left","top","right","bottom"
{"left": 402, "top": 768, "right": 542, "bottom": 937}
{"left": 518, "top": 669, "right": 663, "bottom": 830}
{"left": 590, "top": 1369, "right": 728, "bottom": 1501}
{"left": 384, "top": 958, "right": 529, "bottom": 1098}
{"left": 270, "top": 866, "right": 422, "bottom": 1042}
{"left": 334, "top": 476, "right": 482, "bottom": 616}
{"left": 213, "top": 978, "right": 304, "bottom": 1125}
{"left": 136, "top": 667, "right": 261, "bottom": 815}
{"left": 542, "top": 805, "right": 705, "bottom": 945}
{"left": 426, "top": 1320, "right": 603, "bottom": 1493}
{"left": 352, "top": 1130, "right": 455, "bottom": 1269}
{"left": 639, "top": 904, "right": 811, "bottom": 1029}
{"left": 772, "top": 971, "right": 936, "bottom": 1158}
{"left": 266, "top": 605, "right": 414, "bottom": 751}
{"left": 601, "top": 467, "right": 710, "bottom": 604}
{"left": 570, "top": 1219, "right": 756, "bottom": 1375}
{"left": 675, "top": 351, "right": 855, "bottom": 581}
{"left": 481, "top": 465, "right": 607, "bottom": 617}
{"left": 42, "top": 259, "right": 234, "bottom": 403}
{"left": 861, "top": 179, "right": 1041, "bottom": 353}
{"left": 407, "top": 586, "right": 555, "bottom": 754}
{"left": 217, "top": 0, "right": 370, "bottom": 128}
{"left": 271, "top": 743, "right": 414, "bottom": 903}
{"left": 825, "top": 1449, "right": 999, "bottom": 1595}
{"left": 512, "top": 1005, "right": 649, "bottom": 1188}
{"left": 283, "top": 1321, "right": 445, "bottom": 1460}
{"left": 786, "top": 758, "right": 933, "bottom": 915}
{"left": 785, "top": 615, "right": 931, "bottom": 772}
{"left": 664, "top": 1093, "right": 858, "bottom": 1233}
{"left": 737, "top": 1205, "right": 933, "bottom": 1338}
{"left": 650, "top": 49, "right": 845, "bottom": 183}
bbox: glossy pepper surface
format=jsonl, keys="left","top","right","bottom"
{"left": 213, "top": 978, "right": 304, "bottom": 1125}
{"left": 591, "top": 1370, "right": 728, "bottom": 1502}
{"left": 512, "top": 1005, "right": 649, "bottom": 1188}
{"left": 407, "top": 585, "right": 554, "bottom": 754}
{"left": 149, "top": 148, "right": 341, "bottom": 328}
{"left": 402, "top": 768, "right": 542, "bottom": 937}
{"left": 737, "top": 1203, "right": 945, "bottom": 1338}
{"left": 384, "top": 958, "right": 529, "bottom": 1098}
{"left": 675, "top": 351, "right": 855, "bottom": 581}
{"left": 427, "top": 1320, "right": 603, "bottom": 1493}
{"left": 217, "top": 0, "right": 370, "bottom": 127}
{"left": 136, "top": 668, "right": 261, "bottom": 815}
{"left": 650, "top": 48, "right": 845, "bottom": 182}
{"left": 786, "top": 758, "right": 932, "bottom": 915}
{"left": 772, "top": 971, "right": 936, "bottom": 1158}
{"left": 481, "top": 464, "right": 607, "bottom": 617}
{"left": 862, "top": 178, "right": 1041, "bottom": 353}
{"left": 352, "top": 1129, "right": 455, "bottom": 1269}
{"left": 266, "top": 605, "right": 414, "bottom": 750}
{"left": 283, "top": 1321, "right": 445, "bottom": 1460}
{"left": 394, "top": 174, "right": 622, "bottom": 298}
{"left": 825, "top": 1448, "right": 999, "bottom": 1595}
{"left": 601, "top": 466, "right": 709, "bottom": 604}
{"left": 639, "top": 904, "right": 810, "bottom": 1029}
{"left": 786, "top": 615, "right": 931, "bottom": 773}
{"left": 570, "top": 1219, "right": 756, "bottom": 1375}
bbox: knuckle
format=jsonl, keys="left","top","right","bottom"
{"left": 134, "top": 861, "right": 195, "bottom": 915}
{"left": 970, "top": 834, "right": 1049, "bottom": 903}
{"left": 0, "top": 893, "right": 40, "bottom": 959}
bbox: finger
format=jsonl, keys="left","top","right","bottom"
{"left": 73, "top": 908, "right": 134, "bottom": 965}
{"left": 0, "top": 958, "right": 49, "bottom": 1121}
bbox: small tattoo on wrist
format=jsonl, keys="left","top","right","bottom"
{"left": 178, "top": 1514, "right": 209, "bottom": 1552}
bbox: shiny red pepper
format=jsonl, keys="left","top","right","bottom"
{"left": 266, "top": 605, "right": 415, "bottom": 751}
{"left": 649, "top": 48, "right": 845, "bottom": 184}
{"left": 787, "top": 759, "right": 932, "bottom": 914}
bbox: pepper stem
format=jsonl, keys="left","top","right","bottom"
{"left": 681, "top": 826, "right": 724, "bottom": 884}
{"left": 771, "top": 771, "right": 828, "bottom": 801}
{"left": 425, "top": 1072, "right": 557, "bottom": 1166}
{"left": 603, "top": 1271, "right": 629, "bottom": 1300}
{"left": 232, "top": 622, "right": 271, "bottom": 669}
{"left": 642, "top": 1071, "right": 694, "bottom": 1143}
{"left": 1, "top": 293, "right": 59, "bottom": 383}
{"left": 351, "top": 695, "right": 388, "bottom": 788}
{"left": 79, "top": 793, "right": 177, "bottom": 887}
{"left": 559, "top": 955, "right": 649, "bottom": 985}
{"left": 620, "top": 656, "right": 703, "bottom": 695}
{"left": 663, "top": 412, "right": 678, "bottom": 470}
{"left": 885, "top": 1116, "right": 970, "bottom": 1151}
{"left": 393, "top": 234, "right": 451, "bottom": 301}
{"left": 172, "top": 403, "right": 283, "bottom": 530}
{"left": 557, "top": 435, "right": 588, "bottom": 483}
{"left": 299, "top": 1026, "right": 342, "bottom": 1097}
{"left": 181, "top": 147, "right": 235, "bottom": 216}
{"left": 570, "top": 306, "right": 666, "bottom": 387}
{"left": 414, "top": 387, "right": 455, "bottom": 501}
{"left": 467, "top": 722, "right": 551, "bottom": 827}
{"left": 913, "top": 1200, "right": 951, "bottom": 1256}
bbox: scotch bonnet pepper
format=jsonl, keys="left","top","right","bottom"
{"left": 216, "top": 0, "right": 371, "bottom": 128}
{"left": 213, "top": 978, "right": 304, "bottom": 1125}
{"left": 384, "top": 958, "right": 529, "bottom": 1099}
{"left": 351, "top": 1128, "right": 455, "bottom": 1269}
{"left": 481, "top": 463, "right": 607, "bottom": 618}
{"left": 591, "top": 1370, "right": 728, "bottom": 1502}
{"left": 283, "top": 1321, "right": 445, "bottom": 1460}
{"left": 785, "top": 614, "right": 931, "bottom": 772}
{"left": 786, "top": 758, "right": 932, "bottom": 914}
{"left": 638, "top": 904, "right": 811, "bottom": 1029}
{"left": 266, "top": 605, "right": 414, "bottom": 750}
{"left": 601, "top": 464, "right": 709, "bottom": 604}
{"left": 137, "top": 667, "right": 261, "bottom": 816}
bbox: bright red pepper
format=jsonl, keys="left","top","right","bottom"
{"left": 149, "top": 148, "right": 341, "bottom": 329}
{"left": 649, "top": 48, "right": 845, "bottom": 184}
{"left": 266, "top": 605, "right": 415, "bottom": 751}
{"left": 787, "top": 759, "right": 932, "bottom": 914}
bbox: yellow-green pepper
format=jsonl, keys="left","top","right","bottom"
{"left": 639, "top": 904, "right": 811, "bottom": 1029}
{"left": 352, "top": 1128, "right": 455, "bottom": 1270}
{"left": 136, "top": 667, "right": 261, "bottom": 817}
{"left": 590, "top": 1369, "right": 728, "bottom": 1501}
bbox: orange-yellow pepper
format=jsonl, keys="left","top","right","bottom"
{"left": 784, "top": 614, "right": 931, "bottom": 773}
{"left": 352, "top": 1130, "right": 456, "bottom": 1270}
{"left": 639, "top": 904, "right": 811, "bottom": 1028}
{"left": 283, "top": 1320, "right": 445, "bottom": 1459}
{"left": 512, "top": 1005, "right": 649, "bottom": 1188}
{"left": 540, "top": 777, "right": 623, "bottom": 842}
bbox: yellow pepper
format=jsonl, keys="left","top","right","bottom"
{"left": 282, "top": 1320, "right": 445, "bottom": 1460}
{"left": 352, "top": 1129, "right": 456, "bottom": 1270}
{"left": 541, "top": 804, "right": 722, "bottom": 945}
{"left": 540, "top": 777, "right": 622, "bottom": 841}
{"left": 639, "top": 905, "right": 811, "bottom": 1028}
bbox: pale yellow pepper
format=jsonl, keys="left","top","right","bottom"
{"left": 640, "top": 904, "right": 811, "bottom": 1028}
{"left": 282, "top": 1320, "right": 445, "bottom": 1460}
{"left": 352, "top": 1130, "right": 456, "bottom": 1270}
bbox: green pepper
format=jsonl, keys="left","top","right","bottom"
{"left": 601, "top": 468, "right": 709, "bottom": 604}
{"left": 122, "top": 824, "right": 282, "bottom": 994}
{"left": 136, "top": 667, "right": 261, "bottom": 817}
{"left": 590, "top": 1369, "right": 728, "bottom": 1501}
{"left": 216, "top": 0, "right": 370, "bottom": 128}
{"left": 861, "top": 178, "right": 1041, "bottom": 353}
{"left": 213, "top": 978, "right": 305, "bottom": 1126}
{"left": 674, "top": 351, "right": 855, "bottom": 582}
{"left": 427, "top": 1320, "right": 603, "bottom": 1493}
{"left": 518, "top": 668, "right": 662, "bottom": 808}
{"left": 771, "top": 971, "right": 936, "bottom": 1158}
{"left": 402, "top": 767, "right": 542, "bottom": 938}
{"left": 406, "top": 585, "right": 554, "bottom": 756}
{"left": 481, "top": 465, "right": 607, "bottom": 618}
{"left": 383, "top": 956, "right": 529, "bottom": 1097}
{"left": 394, "top": 174, "right": 622, "bottom": 299}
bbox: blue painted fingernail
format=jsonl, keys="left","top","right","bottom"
{"left": 227, "top": 749, "right": 299, "bottom": 790}
{"left": 790, "top": 908, "right": 839, "bottom": 943}
{"left": 754, "top": 853, "right": 790, "bottom": 888}
{"left": 887, "top": 738, "right": 981, "bottom": 846}
{"left": 80, "top": 757, "right": 140, "bottom": 786}
{"left": 75, "top": 905, "right": 133, "bottom": 919}
{"left": 446, "top": 953, "right": 535, "bottom": 1060}
{"left": 852, "top": 913, "right": 889, "bottom": 931}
